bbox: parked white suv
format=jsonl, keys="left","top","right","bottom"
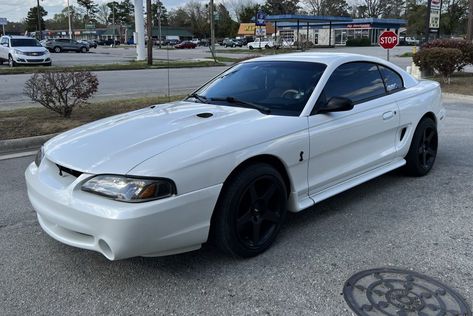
{"left": 0, "top": 35, "right": 51, "bottom": 67}
{"left": 247, "top": 38, "right": 277, "bottom": 50}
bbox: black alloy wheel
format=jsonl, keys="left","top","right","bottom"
{"left": 404, "top": 117, "right": 438, "bottom": 176}
{"left": 212, "top": 163, "right": 287, "bottom": 257}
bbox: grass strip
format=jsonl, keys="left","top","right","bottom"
{"left": 0, "top": 95, "right": 183, "bottom": 140}
{"left": 0, "top": 60, "right": 224, "bottom": 75}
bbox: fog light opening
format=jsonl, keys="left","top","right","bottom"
{"left": 98, "top": 239, "right": 113, "bottom": 259}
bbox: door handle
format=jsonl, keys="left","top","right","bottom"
{"left": 382, "top": 111, "right": 394, "bottom": 120}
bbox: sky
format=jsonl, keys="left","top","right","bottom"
{"left": 0, "top": 0, "right": 186, "bottom": 23}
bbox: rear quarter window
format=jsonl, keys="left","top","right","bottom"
{"left": 379, "top": 65, "right": 404, "bottom": 93}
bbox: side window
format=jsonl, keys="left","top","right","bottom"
{"left": 318, "top": 62, "right": 386, "bottom": 105}
{"left": 379, "top": 65, "right": 404, "bottom": 93}
{"left": 0, "top": 37, "right": 8, "bottom": 45}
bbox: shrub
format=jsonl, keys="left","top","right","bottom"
{"left": 421, "top": 39, "right": 473, "bottom": 71}
{"left": 346, "top": 38, "right": 371, "bottom": 47}
{"left": 413, "top": 47, "right": 463, "bottom": 83}
{"left": 24, "top": 70, "right": 99, "bottom": 118}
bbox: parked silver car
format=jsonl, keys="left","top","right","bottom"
{"left": 45, "top": 38, "right": 89, "bottom": 53}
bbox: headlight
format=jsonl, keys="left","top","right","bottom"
{"left": 81, "top": 175, "right": 176, "bottom": 202}
{"left": 35, "top": 146, "right": 44, "bottom": 167}
{"left": 13, "top": 49, "right": 23, "bottom": 55}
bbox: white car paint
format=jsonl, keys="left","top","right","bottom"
{"left": 25, "top": 53, "right": 445, "bottom": 260}
{"left": 247, "top": 38, "right": 276, "bottom": 49}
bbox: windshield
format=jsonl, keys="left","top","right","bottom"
{"left": 193, "top": 61, "right": 327, "bottom": 116}
{"left": 11, "top": 38, "right": 42, "bottom": 47}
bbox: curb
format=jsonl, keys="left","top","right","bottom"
{"left": 0, "top": 133, "right": 57, "bottom": 155}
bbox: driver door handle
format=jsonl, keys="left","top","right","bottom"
{"left": 382, "top": 111, "right": 394, "bottom": 120}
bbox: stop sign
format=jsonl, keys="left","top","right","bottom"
{"left": 378, "top": 31, "right": 398, "bottom": 49}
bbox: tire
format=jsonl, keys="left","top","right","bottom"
{"left": 44, "top": 62, "right": 52, "bottom": 67}
{"left": 404, "top": 117, "right": 438, "bottom": 176}
{"left": 8, "top": 55, "right": 16, "bottom": 68}
{"left": 249, "top": 46, "right": 254, "bottom": 50}
{"left": 212, "top": 163, "right": 288, "bottom": 258}
{"left": 265, "top": 44, "right": 270, "bottom": 49}
{"left": 81, "top": 47, "right": 87, "bottom": 53}
{"left": 0, "top": 59, "right": 3, "bottom": 65}
{"left": 54, "top": 46, "right": 61, "bottom": 53}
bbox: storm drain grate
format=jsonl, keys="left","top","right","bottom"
{"left": 343, "top": 268, "right": 471, "bottom": 316}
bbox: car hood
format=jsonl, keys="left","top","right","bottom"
{"left": 44, "top": 101, "right": 263, "bottom": 174}
{"left": 13, "top": 46, "right": 48, "bottom": 53}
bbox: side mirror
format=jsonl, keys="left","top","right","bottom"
{"left": 1, "top": 43, "right": 8, "bottom": 47}
{"left": 317, "top": 97, "right": 354, "bottom": 114}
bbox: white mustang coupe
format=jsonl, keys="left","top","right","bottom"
{"left": 26, "top": 53, "right": 446, "bottom": 260}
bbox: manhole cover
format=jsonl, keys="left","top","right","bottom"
{"left": 343, "top": 268, "right": 471, "bottom": 316}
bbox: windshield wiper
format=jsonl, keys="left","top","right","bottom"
{"left": 210, "top": 96, "right": 271, "bottom": 115}
{"left": 186, "top": 93, "right": 208, "bottom": 104}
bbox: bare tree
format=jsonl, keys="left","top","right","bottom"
{"left": 24, "top": 70, "right": 99, "bottom": 118}
{"left": 96, "top": 3, "right": 110, "bottom": 26}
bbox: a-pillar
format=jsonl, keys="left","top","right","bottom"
{"left": 134, "top": 0, "right": 145, "bottom": 61}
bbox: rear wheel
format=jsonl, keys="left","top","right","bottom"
{"left": 404, "top": 117, "right": 438, "bottom": 176}
{"left": 212, "top": 163, "right": 287, "bottom": 257}
{"left": 54, "top": 46, "right": 61, "bottom": 53}
{"left": 81, "top": 47, "right": 87, "bottom": 53}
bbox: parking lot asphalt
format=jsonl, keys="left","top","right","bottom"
{"left": 0, "top": 96, "right": 472, "bottom": 315}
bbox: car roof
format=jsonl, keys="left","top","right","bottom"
{"left": 3, "top": 35, "right": 35, "bottom": 39}
{"left": 245, "top": 52, "right": 384, "bottom": 66}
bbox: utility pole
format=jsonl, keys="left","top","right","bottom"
{"left": 424, "top": 0, "right": 432, "bottom": 43}
{"left": 157, "top": 1, "right": 162, "bottom": 49}
{"left": 67, "top": 0, "right": 72, "bottom": 39}
{"left": 468, "top": 0, "right": 473, "bottom": 41}
{"left": 112, "top": 3, "right": 116, "bottom": 47}
{"left": 209, "top": 0, "right": 216, "bottom": 61}
{"left": 146, "top": 0, "right": 153, "bottom": 65}
{"left": 36, "top": 0, "right": 42, "bottom": 40}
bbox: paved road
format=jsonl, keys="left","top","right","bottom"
{"left": 0, "top": 96, "right": 472, "bottom": 315}
{"left": 0, "top": 67, "right": 226, "bottom": 110}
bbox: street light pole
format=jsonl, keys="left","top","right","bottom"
{"left": 36, "top": 0, "right": 42, "bottom": 40}
{"left": 146, "top": 0, "right": 153, "bottom": 65}
{"left": 209, "top": 0, "right": 216, "bottom": 61}
{"left": 67, "top": 0, "right": 72, "bottom": 39}
{"left": 467, "top": 0, "right": 473, "bottom": 41}
{"left": 157, "top": 1, "right": 162, "bottom": 49}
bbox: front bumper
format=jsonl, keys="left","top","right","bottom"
{"left": 25, "top": 160, "right": 222, "bottom": 260}
{"left": 13, "top": 54, "right": 50, "bottom": 65}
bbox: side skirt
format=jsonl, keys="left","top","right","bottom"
{"left": 293, "top": 158, "right": 406, "bottom": 212}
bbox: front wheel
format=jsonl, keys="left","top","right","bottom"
{"left": 212, "top": 163, "right": 287, "bottom": 258}
{"left": 249, "top": 46, "right": 254, "bottom": 50}
{"left": 80, "top": 47, "right": 87, "bottom": 53}
{"left": 8, "top": 55, "right": 16, "bottom": 68}
{"left": 404, "top": 117, "right": 438, "bottom": 176}
{"left": 54, "top": 46, "right": 61, "bottom": 53}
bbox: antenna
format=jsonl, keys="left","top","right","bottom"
{"left": 166, "top": 44, "right": 170, "bottom": 102}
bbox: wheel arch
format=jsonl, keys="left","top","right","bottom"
{"left": 420, "top": 111, "right": 437, "bottom": 126}
{"left": 222, "top": 154, "right": 292, "bottom": 198}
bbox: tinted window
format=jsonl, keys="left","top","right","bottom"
{"left": 379, "top": 65, "right": 403, "bottom": 93}
{"left": 319, "top": 62, "right": 386, "bottom": 105}
{"left": 10, "top": 38, "right": 42, "bottom": 47}
{"left": 195, "top": 61, "right": 327, "bottom": 116}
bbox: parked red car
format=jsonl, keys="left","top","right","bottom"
{"left": 174, "top": 41, "right": 196, "bottom": 49}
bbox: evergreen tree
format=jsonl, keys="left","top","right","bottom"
{"left": 262, "top": 0, "right": 300, "bottom": 15}
{"left": 24, "top": 5, "right": 48, "bottom": 32}
{"left": 77, "top": 0, "right": 99, "bottom": 24}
